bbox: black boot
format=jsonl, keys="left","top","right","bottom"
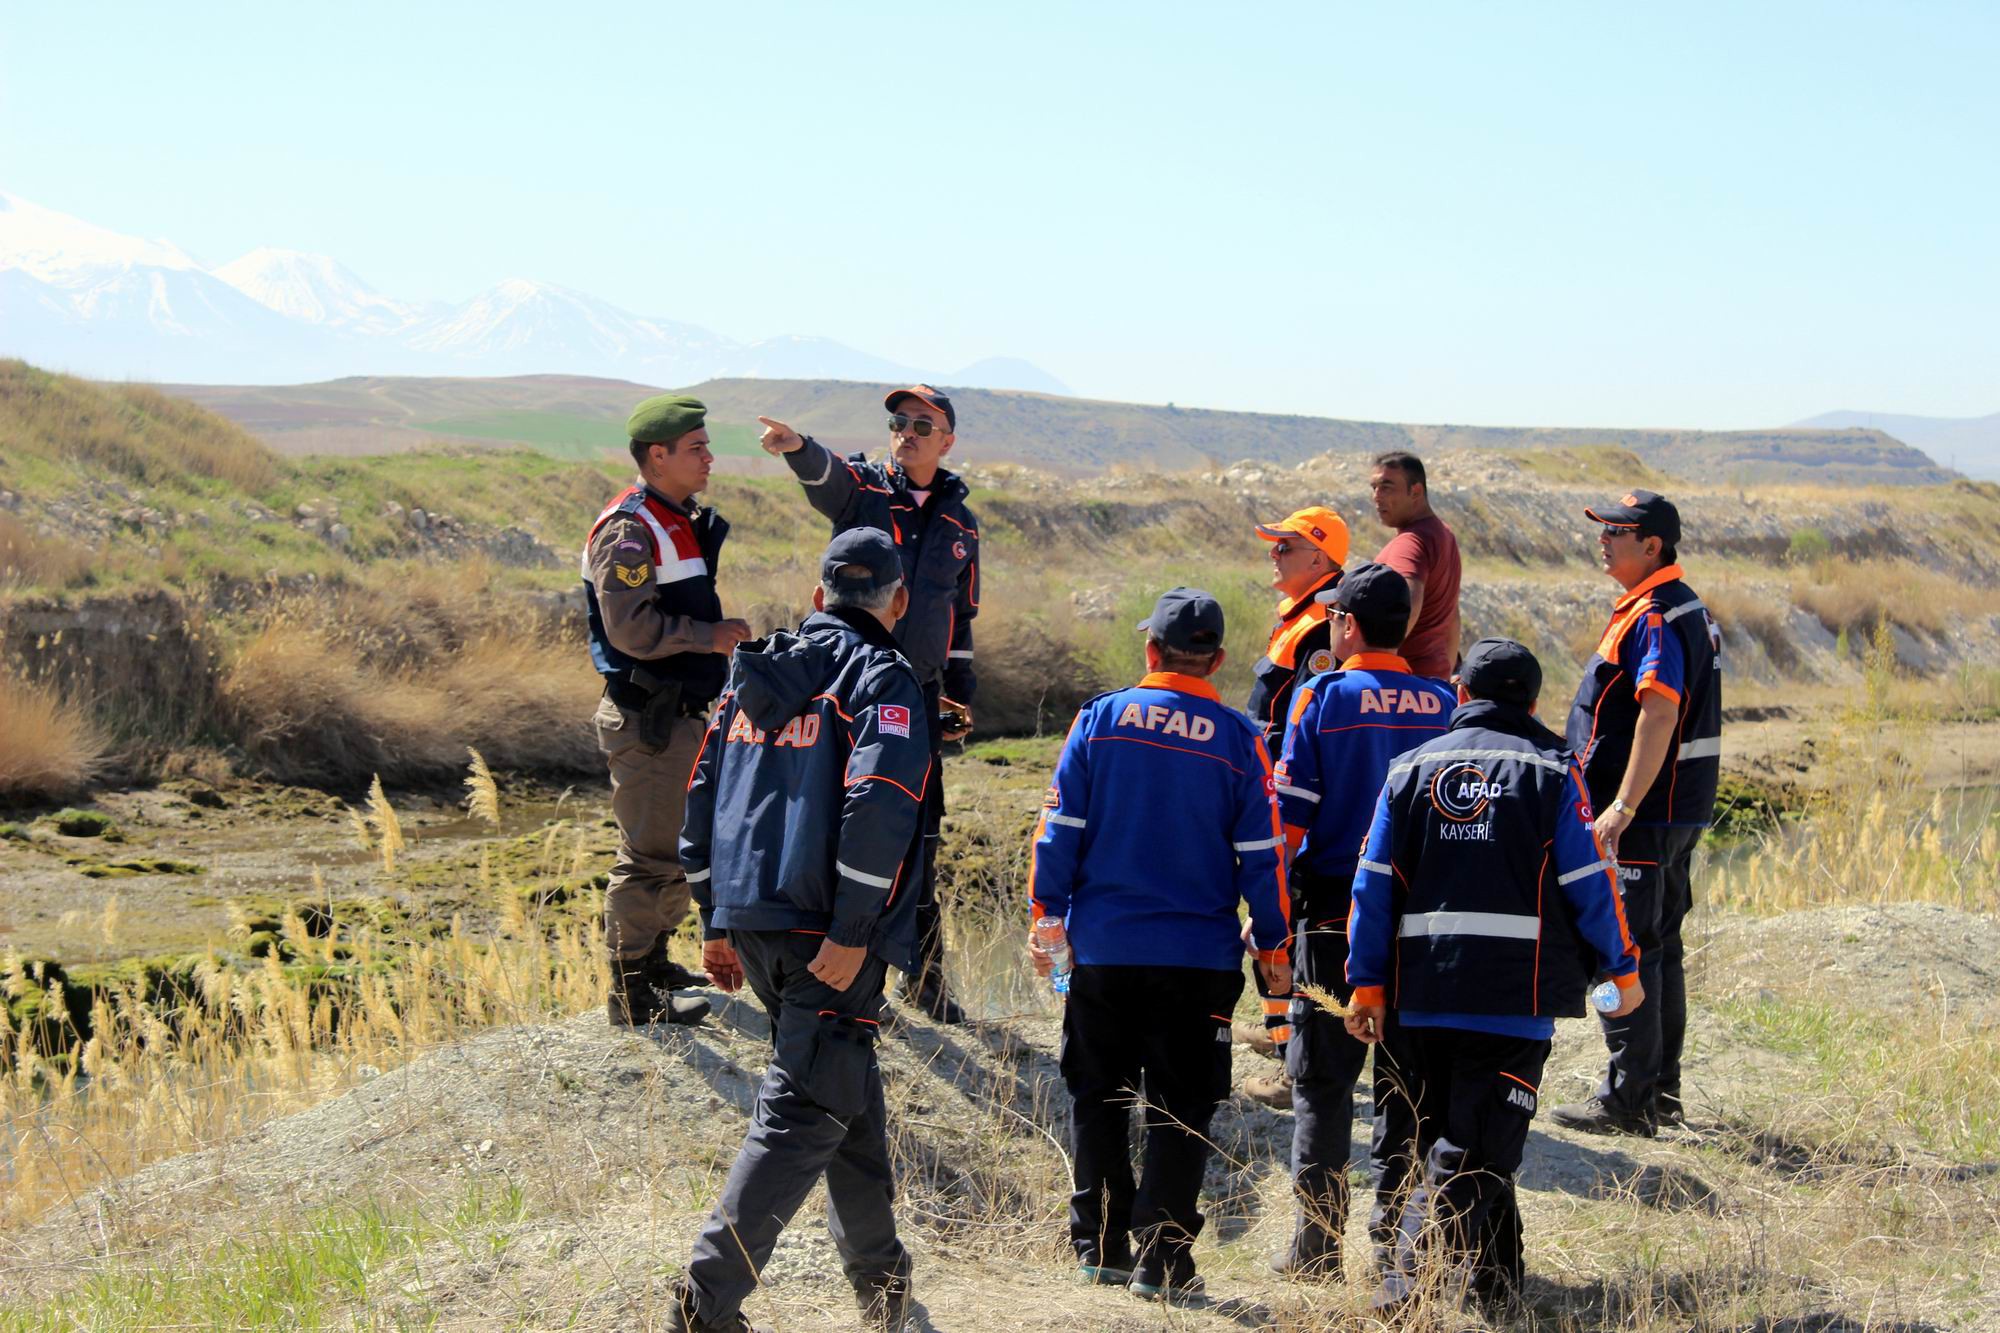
{"left": 667, "top": 1277, "right": 771, "bottom": 1333}
{"left": 642, "top": 936, "right": 709, "bottom": 992}
{"left": 609, "top": 961, "right": 709, "bottom": 1028}
{"left": 898, "top": 968, "right": 965, "bottom": 1025}
{"left": 850, "top": 1258, "right": 914, "bottom": 1331}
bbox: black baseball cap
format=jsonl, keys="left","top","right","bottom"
{"left": 1137, "top": 587, "right": 1225, "bottom": 652}
{"left": 884, "top": 384, "right": 956, "bottom": 433}
{"left": 1316, "top": 560, "right": 1411, "bottom": 621}
{"left": 1585, "top": 489, "right": 1681, "bottom": 544}
{"left": 1459, "top": 637, "right": 1542, "bottom": 707}
{"left": 821, "top": 528, "right": 902, "bottom": 595}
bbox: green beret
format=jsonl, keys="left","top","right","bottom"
{"left": 626, "top": 393, "right": 707, "bottom": 443}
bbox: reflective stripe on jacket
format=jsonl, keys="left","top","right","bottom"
{"left": 1346, "top": 699, "right": 1639, "bottom": 1019}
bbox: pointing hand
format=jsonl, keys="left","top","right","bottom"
{"left": 757, "top": 416, "right": 804, "bottom": 456}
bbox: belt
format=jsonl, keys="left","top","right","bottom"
{"left": 604, "top": 677, "right": 713, "bottom": 717}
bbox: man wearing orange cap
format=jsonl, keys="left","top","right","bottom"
{"left": 1239, "top": 506, "right": 1348, "bottom": 1110}
{"left": 1247, "top": 507, "right": 1350, "bottom": 748}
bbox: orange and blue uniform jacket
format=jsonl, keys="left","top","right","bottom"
{"left": 1566, "top": 565, "right": 1722, "bottom": 827}
{"left": 1275, "top": 652, "right": 1458, "bottom": 884}
{"left": 681, "top": 609, "right": 932, "bottom": 972}
{"left": 1029, "top": 673, "right": 1291, "bottom": 972}
{"left": 1347, "top": 699, "right": 1640, "bottom": 1040}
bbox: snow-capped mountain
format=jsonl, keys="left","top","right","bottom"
{"left": 212, "top": 248, "right": 426, "bottom": 334}
{"left": 0, "top": 191, "right": 1067, "bottom": 393}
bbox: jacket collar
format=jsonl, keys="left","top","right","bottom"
{"left": 1612, "top": 563, "right": 1684, "bottom": 613}
{"left": 639, "top": 482, "right": 697, "bottom": 518}
{"left": 1277, "top": 570, "right": 1340, "bottom": 620}
{"left": 1138, "top": 671, "right": 1222, "bottom": 703}
{"left": 807, "top": 606, "right": 902, "bottom": 652}
{"left": 1340, "top": 651, "right": 1412, "bottom": 673}
{"left": 892, "top": 464, "right": 964, "bottom": 504}
{"left": 1448, "top": 697, "right": 1567, "bottom": 750}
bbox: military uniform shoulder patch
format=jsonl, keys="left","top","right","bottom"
{"left": 613, "top": 563, "right": 651, "bottom": 588}
{"left": 1306, "top": 649, "right": 1336, "bottom": 675}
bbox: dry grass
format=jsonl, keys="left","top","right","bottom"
{"left": 1790, "top": 554, "right": 2000, "bottom": 640}
{"left": 0, "top": 667, "right": 105, "bottom": 802}
{"left": 221, "top": 617, "right": 602, "bottom": 787}
{"left": 0, "top": 513, "right": 94, "bottom": 594}
{"left": 0, "top": 360, "right": 279, "bottom": 494}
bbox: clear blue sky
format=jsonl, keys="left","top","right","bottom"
{"left": 6, "top": 1, "right": 1995, "bottom": 426}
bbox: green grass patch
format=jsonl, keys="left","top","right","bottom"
{"left": 0, "top": 1182, "right": 529, "bottom": 1331}
{"left": 415, "top": 411, "right": 762, "bottom": 460}
{"left": 1715, "top": 992, "right": 2000, "bottom": 1159}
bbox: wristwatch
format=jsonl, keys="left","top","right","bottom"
{"left": 1608, "top": 798, "right": 1633, "bottom": 817}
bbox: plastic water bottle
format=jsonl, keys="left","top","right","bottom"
{"left": 1589, "top": 980, "right": 1622, "bottom": 1014}
{"left": 1034, "top": 917, "right": 1073, "bottom": 995}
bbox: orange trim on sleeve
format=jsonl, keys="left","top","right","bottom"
{"left": 1352, "top": 985, "right": 1386, "bottom": 1008}
{"left": 1614, "top": 971, "right": 1640, "bottom": 990}
{"left": 1634, "top": 677, "right": 1682, "bottom": 706}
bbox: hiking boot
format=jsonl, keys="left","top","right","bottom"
{"left": 1242, "top": 1071, "right": 1293, "bottom": 1111}
{"left": 851, "top": 1265, "right": 914, "bottom": 1331}
{"left": 1655, "top": 1089, "right": 1687, "bottom": 1128}
{"left": 899, "top": 970, "right": 966, "bottom": 1025}
{"left": 608, "top": 964, "right": 709, "bottom": 1028}
{"left": 642, "top": 938, "right": 710, "bottom": 993}
{"left": 1232, "top": 1020, "right": 1280, "bottom": 1059}
{"left": 1550, "top": 1095, "right": 1656, "bottom": 1138}
{"left": 1076, "top": 1244, "right": 1135, "bottom": 1286}
{"left": 667, "top": 1277, "right": 772, "bottom": 1333}
{"left": 1268, "top": 1244, "right": 1340, "bottom": 1281}
{"left": 1129, "top": 1252, "right": 1204, "bottom": 1303}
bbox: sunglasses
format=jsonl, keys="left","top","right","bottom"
{"left": 888, "top": 414, "right": 943, "bottom": 438}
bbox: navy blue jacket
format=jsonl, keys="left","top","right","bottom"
{"left": 1567, "top": 564, "right": 1722, "bottom": 828}
{"left": 680, "top": 608, "right": 932, "bottom": 971}
{"left": 784, "top": 438, "right": 979, "bottom": 701}
{"left": 1274, "top": 652, "right": 1457, "bottom": 897}
{"left": 1347, "top": 700, "right": 1640, "bottom": 1020}
{"left": 1029, "top": 672, "right": 1290, "bottom": 972}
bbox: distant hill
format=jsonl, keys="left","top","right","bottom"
{"left": 159, "top": 373, "right": 1956, "bottom": 485}
{"left": 1792, "top": 410, "right": 2000, "bottom": 481}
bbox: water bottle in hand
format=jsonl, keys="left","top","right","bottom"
{"left": 1034, "top": 917, "right": 1073, "bottom": 995}
{"left": 1589, "top": 980, "right": 1622, "bottom": 1014}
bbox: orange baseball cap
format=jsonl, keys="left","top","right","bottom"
{"left": 1255, "top": 506, "right": 1349, "bottom": 567}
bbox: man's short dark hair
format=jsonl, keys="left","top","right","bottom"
{"left": 1148, "top": 635, "right": 1220, "bottom": 676}
{"left": 1657, "top": 541, "right": 1678, "bottom": 566}
{"left": 1372, "top": 451, "right": 1427, "bottom": 491}
{"left": 629, "top": 435, "right": 682, "bottom": 467}
{"left": 1350, "top": 610, "right": 1405, "bottom": 651}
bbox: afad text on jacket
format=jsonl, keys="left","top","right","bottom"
{"left": 1347, "top": 699, "right": 1640, "bottom": 1019}
{"left": 680, "top": 609, "right": 931, "bottom": 972}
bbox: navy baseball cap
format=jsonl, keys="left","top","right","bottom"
{"left": 1585, "top": 489, "right": 1681, "bottom": 544}
{"left": 1137, "top": 587, "right": 1225, "bottom": 652}
{"left": 884, "top": 384, "right": 956, "bottom": 433}
{"left": 1459, "top": 637, "right": 1542, "bottom": 706}
{"left": 1316, "top": 560, "right": 1411, "bottom": 622}
{"left": 821, "top": 528, "right": 902, "bottom": 595}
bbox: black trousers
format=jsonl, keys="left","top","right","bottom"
{"left": 1060, "top": 963, "right": 1243, "bottom": 1271}
{"left": 1597, "top": 824, "right": 1701, "bottom": 1116}
{"left": 910, "top": 679, "right": 947, "bottom": 981}
{"left": 1380, "top": 1024, "right": 1548, "bottom": 1303}
{"left": 1285, "top": 908, "right": 1370, "bottom": 1268}
{"left": 685, "top": 931, "right": 907, "bottom": 1324}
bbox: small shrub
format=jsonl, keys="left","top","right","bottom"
{"left": 0, "top": 670, "right": 106, "bottom": 802}
{"left": 51, "top": 808, "right": 116, "bottom": 838}
{"left": 1786, "top": 526, "right": 1832, "bottom": 564}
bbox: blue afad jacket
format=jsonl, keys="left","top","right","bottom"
{"left": 1347, "top": 699, "right": 1640, "bottom": 1020}
{"left": 1275, "top": 652, "right": 1459, "bottom": 888}
{"left": 1029, "top": 672, "right": 1291, "bottom": 972}
{"left": 681, "top": 609, "right": 932, "bottom": 972}
{"left": 784, "top": 438, "right": 978, "bottom": 702}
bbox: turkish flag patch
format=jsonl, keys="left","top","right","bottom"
{"left": 879, "top": 704, "right": 911, "bottom": 738}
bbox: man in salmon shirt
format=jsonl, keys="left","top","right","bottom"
{"left": 1369, "top": 452, "right": 1461, "bottom": 681}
